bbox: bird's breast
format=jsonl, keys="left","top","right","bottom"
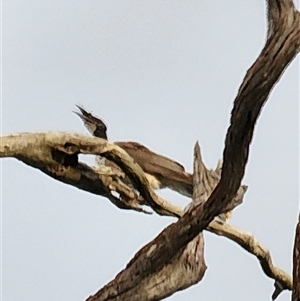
{"left": 145, "top": 173, "right": 163, "bottom": 190}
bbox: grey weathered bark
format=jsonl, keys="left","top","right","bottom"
{"left": 1, "top": 0, "right": 299, "bottom": 300}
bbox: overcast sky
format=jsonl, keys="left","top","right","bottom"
{"left": 2, "top": 1, "right": 299, "bottom": 301}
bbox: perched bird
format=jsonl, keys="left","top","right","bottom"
{"left": 73, "top": 106, "right": 107, "bottom": 140}
{"left": 73, "top": 105, "right": 193, "bottom": 197}
{"left": 74, "top": 105, "right": 247, "bottom": 222}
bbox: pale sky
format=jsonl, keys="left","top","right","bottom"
{"left": 2, "top": 1, "right": 299, "bottom": 301}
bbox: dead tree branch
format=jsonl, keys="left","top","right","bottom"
{"left": 84, "top": 0, "right": 299, "bottom": 299}
{"left": 0, "top": 132, "right": 246, "bottom": 218}
{"left": 292, "top": 215, "right": 300, "bottom": 301}
{"left": 88, "top": 144, "right": 208, "bottom": 301}
{"left": 0, "top": 131, "right": 291, "bottom": 296}
{"left": 1, "top": 0, "right": 298, "bottom": 300}
{"left": 207, "top": 220, "right": 293, "bottom": 297}
{"left": 0, "top": 132, "right": 183, "bottom": 216}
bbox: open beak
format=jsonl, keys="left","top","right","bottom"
{"left": 73, "top": 105, "right": 108, "bottom": 139}
{"left": 73, "top": 105, "right": 92, "bottom": 122}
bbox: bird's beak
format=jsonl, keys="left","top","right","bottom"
{"left": 75, "top": 104, "right": 89, "bottom": 116}
{"left": 73, "top": 105, "right": 107, "bottom": 134}
{"left": 73, "top": 105, "right": 91, "bottom": 122}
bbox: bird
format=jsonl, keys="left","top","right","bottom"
{"left": 74, "top": 105, "right": 248, "bottom": 222}
{"left": 73, "top": 105, "right": 193, "bottom": 197}
{"left": 73, "top": 106, "right": 108, "bottom": 140}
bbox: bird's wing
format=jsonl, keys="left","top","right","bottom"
{"left": 115, "top": 141, "right": 193, "bottom": 197}
{"left": 115, "top": 141, "right": 185, "bottom": 174}
{"left": 115, "top": 141, "right": 185, "bottom": 173}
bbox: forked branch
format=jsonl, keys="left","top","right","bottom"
{"left": 0, "top": 131, "right": 293, "bottom": 299}
{"left": 85, "top": 0, "right": 299, "bottom": 299}
{"left": 1, "top": 0, "right": 299, "bottom": 300}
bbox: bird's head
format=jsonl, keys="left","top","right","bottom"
{"left": 73, "top": 105, "right": 108, "bottom": 139}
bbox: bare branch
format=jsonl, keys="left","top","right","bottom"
{"left": 0, "top": 131, "right": 246, "bottom": 218}
{"left": 292, "top": 215, "right": 300, "bottom": 301}
{"left": 2, "top": 1, "right": 298, "bottom": 300}
{"left": 0, "top": 130, "right": 291, "bottom": 295}
{"left": 85, "top": 1, "right": 299, "bottom": 299}
{"left": 1, "top": 132, "right": 183, "bottom": 217}
{"left": 86, "top": 143, "right": 208, "bottom": 301}
{"left": 0, "top": 132, "right": 143, "bottom": 213}
{"left": 207, "top": 220, "right": 293, "bottom": 297}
